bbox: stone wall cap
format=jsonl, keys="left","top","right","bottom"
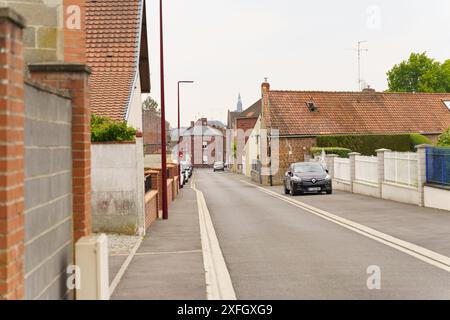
{"left": 0, "top": 7, "right": 26, "bottom": 28}
{"left": 415, "top": 144, "right": 432, "bottom": 149}
{"left": 28, "top": 62, "right": 92, "bottom": 74}
{"left": 24, "top": 77, "right": 72, "bottom": 99}
{"left": 348, "top": 152, "right": 361, "bottom": 155}
{"left": 375, "top": 148, "right": 392, "bottom": 152}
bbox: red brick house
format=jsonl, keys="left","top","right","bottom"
{"left": 142, "top": 109, "right": 171, "bottom": 154}
{"left": 179, "top": 118, "right": 225, "bottom": 168}
{"left": 226, "top": 99, "right": 262, "bottom": 171}
{"left": 256, "top": 81, "right": 450, "bottom": 185}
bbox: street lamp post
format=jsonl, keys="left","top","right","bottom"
{"left": 177, "top": 81, "right": 194, "bottom": 187}
{"left": 160, "top": 0, "right": 168, "bottom": 220}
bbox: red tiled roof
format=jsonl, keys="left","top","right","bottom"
{"left": 86, "top": 0, "right": 144, "bottom": 121}
{"left": 267, "top": 90, "right": 450, "bottom": 136}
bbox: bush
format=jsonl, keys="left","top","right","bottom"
{"left": 437, "top": 127, "right": 450, "bottom": 146}
{"left": 316, "top": 133, "right": 432, "bottom": 156}
{"left": 310, "top": 147, "right": 352, "bottom": 158}
{"left": 91, "top": 114, "right": 136, "bottom": 142}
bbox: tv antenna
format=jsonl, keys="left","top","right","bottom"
{"left": 355, "top": 41, "right": 368, "bottom": 91}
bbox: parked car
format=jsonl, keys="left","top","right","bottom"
{"left": 283, "top": 162, "right": 332, "bottom": 196}
{"left": 180, "top": 161, "right": 194, "bottom": 179}
{"left": 213, "top": 161, "right": 225, "bottom": 172}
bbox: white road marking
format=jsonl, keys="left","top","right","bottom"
{"left": 134, "top": 250, "right": 202, "bottom": 256}
{"left": 241, "top": 180, "right": 450, "bottom": 273}
{"left": 192, "top": 176, "right": 237, "bottom": 300}
{"left": 109, "top": 237, "right": 143, "bottom": 297}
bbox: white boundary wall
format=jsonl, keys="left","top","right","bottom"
{"left": 424, "top": 186, "right": 450, "bottom": 211}
{"left": 323, "top": 145, "right": 449, "bottom": 212}
{"left": 91, "top": 138, "right": 145, "bottom": 235}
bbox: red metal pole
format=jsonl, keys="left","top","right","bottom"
{"left": 160, "top": 0, "right": 168, "bottom": 220}
{"left": 177, "top": 82, "right": 181, "bottom": 187}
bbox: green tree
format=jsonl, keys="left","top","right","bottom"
{"left": 387, "top": 53, "right": 450, "bottom": 93}
{"left": 142, "top": 96, "right": 160, "bottom": 114}
{"left": 437, "top": 127, "right": 450, "bottom": 147}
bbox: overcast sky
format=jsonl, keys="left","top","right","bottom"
{"left": 145, "top": 0, "right": 450, "bottom": 127}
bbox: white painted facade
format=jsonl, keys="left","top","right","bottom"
{"left": 126, "top": 72, "right": 143, "bottom": 131}
{"left": 243, "top": 116, "right": 262, "bottom": 177}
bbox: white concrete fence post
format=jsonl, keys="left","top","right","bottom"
{"left": 415, "top": 144, "right": 431, "bottom": 207}
{"left": 348, "top": 152, "right": 361, "bottom": 193}
{"left": 326, "top": 154, "right": 339, "bottom": 179}
{"left": 375, "top": 149, "right": 391, "bottom": 199}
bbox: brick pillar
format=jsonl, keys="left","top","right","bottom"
{"left": 63, "top": 0, "right": 86, "bottom": 63}
{"left": 416, "top": 144, "right": 431, "bottom": 207}
{"left": 348, "top": 152, "right": 360, "bottom": 193}
{"left": 0, "top": 8, "right": 26, "bottom": 300}
{"left": 376, "top": 149, "right": 391, "bottom": 199}
{"left": 28, "top": 63, "right": 91, "bottom": 242}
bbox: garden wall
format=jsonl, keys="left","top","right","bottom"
{"left": 91, "top": 138, "right": 145, "bottom": 235}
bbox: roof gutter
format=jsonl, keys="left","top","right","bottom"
{"left": 272, "top": 132, "right": 443, "bottom": 139}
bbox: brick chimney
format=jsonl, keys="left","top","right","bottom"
{"left": 261, "top": 80, "right": 271, "bottom": 127}
{"left": 362, "top": 86, "right": 376, "bottom": 93}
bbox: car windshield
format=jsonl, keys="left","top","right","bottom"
{"left": 293, "top": 163, "right": 324, "bottom": 173}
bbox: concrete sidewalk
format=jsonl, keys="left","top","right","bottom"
{"left": 111, "top": 183, "right": 207, "bottom": 300}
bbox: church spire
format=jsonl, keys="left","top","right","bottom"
{"left": 237, "top": 93, "right": 243, "bottom": 112}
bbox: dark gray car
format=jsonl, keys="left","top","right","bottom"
{"left": 283, "top": 162, "right": 332, "bottom": 196}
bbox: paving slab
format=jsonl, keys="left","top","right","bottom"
{"left": 111, "top": 184, "right": 206, "bottom": 300}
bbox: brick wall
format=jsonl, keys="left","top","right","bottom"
{"left": 270, "top": 137, "right": 317, "bottom": 185}
{"left": 23, "top": 81, "right": 73, "bottom": 300}
{"left": 63, "top": 0, "right": 86, "bottom": 63}
{"left": 143, "top": 109, "right": 164, "bottom": 154}
{"left": 0, "top": 8, "right": 26, "bottom": 300}
{"left": 236, "top": 117, "right": 258, "bottom": 144}
{"left": 144, "top": 191, "right": 157, "bottom": 230}
{"left": 28, "top": 63, "right": 92, "bottom": 242}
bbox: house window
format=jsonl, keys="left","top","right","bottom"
{"left": 444, "top": 101, "right": 450, "bottom": 111}
{"left": 306, "top": 102, "right": 318, "bottom": 112}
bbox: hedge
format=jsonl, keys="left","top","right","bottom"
{"left": 310, "top": 147, "right": 352, "bottom": 158}
{"left": 316, "top": 133, "right": 432, "bottom": 156}
{"left": 91, "top": 114, "right": 136, "bottom": 142}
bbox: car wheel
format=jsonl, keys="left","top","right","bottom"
{"left": 290, "top": 183, "right": 297, "bottom": 196}
{"left": 284, "top": 182, "right": 289, "bottom": 195}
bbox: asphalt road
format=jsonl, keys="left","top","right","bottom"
{"left": 194, "top": 169, "right": 450, "bottom": 300}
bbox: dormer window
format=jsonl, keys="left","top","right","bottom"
{"left": 306, "top": 102, "right": 318, "bottom": 112}
{"left": 444, "top": 101, "right": 450, "bottom": 111}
